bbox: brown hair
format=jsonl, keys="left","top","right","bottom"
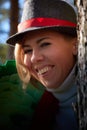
{"left": 14, "top": 44, "right": 30, "bottom": 86}
{"left": 14, "top": 43, "right": 39, "bottom": 89}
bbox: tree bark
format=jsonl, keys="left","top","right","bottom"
{"left": 76, "top": 0, "right": 87, "bottom": 129}
{"left": 7, "top": 0, "right": 19, "bottom": 59}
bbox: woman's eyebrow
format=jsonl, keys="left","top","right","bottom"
{"left": 22, "top": 44, "right": 30, "bottom": 47}
{"left": 36, "top": 37, "right": 49, "bottom": 44}
{"left": 22, "top": 37, "right": 50, "bottom": 47}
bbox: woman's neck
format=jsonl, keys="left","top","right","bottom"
{"left": 47, "top": 65, "right": 76, "bottom": 93}
{"left": 46, "top": 64, "right": 77, "bottom": 102}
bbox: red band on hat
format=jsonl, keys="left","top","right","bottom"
{"left": 18, "top": 18, "right": 76, "bottom": 32}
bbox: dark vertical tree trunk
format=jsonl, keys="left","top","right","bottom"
{"left": 75, "top": 0, "right": 87, "bottom": 130}
{"left": 7, "top": 0, "right": 19, "bottom": 59}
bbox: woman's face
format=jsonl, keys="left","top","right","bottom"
{"left": 22, "top": 29, "right": 77, "bottom": 89}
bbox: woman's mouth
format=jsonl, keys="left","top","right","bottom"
{"left": 35, "top": 65, "right": 54, "bottom": 75}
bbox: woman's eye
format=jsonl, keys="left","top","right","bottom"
{"left": 24, "top": 49, "right": 32, "bottom": 54}
{"left": 40, "top": 42, "right": 51, "bottom": 47}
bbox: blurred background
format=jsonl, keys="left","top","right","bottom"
{"left": 0, "top": 0, "right": 24, "bottom": 63}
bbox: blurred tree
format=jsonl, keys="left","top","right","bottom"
{"left": 7, "top": 0, "right": 19, "bottom": 59}
{"left": 0, "top": 0, "right": 10, "bottom": 44}
{"left": 0, "top": 0, "right": 24, "bottom": 59}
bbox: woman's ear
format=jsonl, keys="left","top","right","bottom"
{"left": 72, "top": 38, "right": 78, "bottom": 55}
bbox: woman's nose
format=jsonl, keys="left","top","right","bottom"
{"left": 31, "top": 50, "right": 44, "bottom": 63}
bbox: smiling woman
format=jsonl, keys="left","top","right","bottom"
{"left": 21, "top": 29, "right": 77, "bottom": 89}
{"left": 6, "top": 0, "right": 79, "bottom": 130}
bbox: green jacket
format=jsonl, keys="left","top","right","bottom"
{"left": 0, "top": 60, "right": 44, "bottom": 129}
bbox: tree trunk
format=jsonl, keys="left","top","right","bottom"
{"left": 7, "top": 0, "right": 19, "bottom": 59}
{"left": 76, "top": 0, "right": 87, "bottom": 130}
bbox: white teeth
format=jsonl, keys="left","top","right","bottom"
{"left": 38, "top": 67, "right": 50, "bottom": 75}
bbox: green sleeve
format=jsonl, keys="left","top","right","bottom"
{"left": 0, "top": 60, "right": 44, "bottom": 129}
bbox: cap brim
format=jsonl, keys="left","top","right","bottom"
{"left": 6, "top": 26, "right": 77, "bottom": 46}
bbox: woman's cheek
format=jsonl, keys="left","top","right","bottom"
{"left": 24, "top": 55, "right": 31, "bottom": 68}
